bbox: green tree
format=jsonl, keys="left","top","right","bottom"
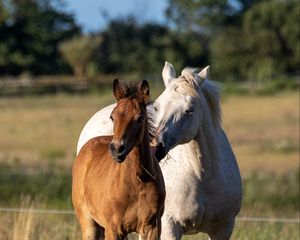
{"left": 165, "top": 0, "right": 261, "bottom": 33}
{"left": 96, "top": 17, "right": 168, "bottom": 75}
{"left": 243, "top": 0, "right": 299, "bottom": 76}
{"left": 0, "top": 0, "right": 80, "bottom": 75}
{"left": 59, "top": 35, "right": 102, "bottom": 80}
{"left": 95, "top": 16, "right": 207, "bottom": 77}
{"left": 166, "top": 0, "right": 233, "bottom": 32}
{"left": 210, "top": 0, "right": 299, "bottom": 82}
{"left": 210, "top": 27, "right": 248, "bottom": 82}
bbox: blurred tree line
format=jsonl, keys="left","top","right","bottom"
{"left": 0, "top": 0, "right": 80, "bottom": 75}
{"left": 0, "top": 0, "right": 299, "bottom": 82}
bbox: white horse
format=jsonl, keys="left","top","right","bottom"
{"left": 76, "top": 62, "right": 242, "bottom": 240}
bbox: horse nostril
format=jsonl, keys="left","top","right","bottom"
{"left": 109, "top": 143, "right": 115, "bottom": 152}
{"left": 119, "top": 145, "right": 125, "bottom": 154}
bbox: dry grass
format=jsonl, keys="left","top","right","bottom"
{"left": 0, "top": 90, "right": 298, "bottom": 239}
{"left": 0, "top": 93, "right": 113, "bottom": 169}
{"left": 0, "top": 210, "right": 80, "bottom": 240}
{"left": 12, "top": 197, "right": 35, "bottom": 240}
{"left": 0, "top": 90, "right": 298, "bottom": 174}
{"left": 222, "top": 93, "right": 299, "bottom": 174}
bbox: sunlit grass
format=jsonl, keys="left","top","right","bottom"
{"left": 0, "top": 210, "right": 80, "bottom": 240}
{"left": 0, "top": 90, "right": 298, "bottom": 173}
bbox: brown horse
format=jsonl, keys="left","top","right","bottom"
{"left": 72, "top": 79, "right": 165, "bottom": 240}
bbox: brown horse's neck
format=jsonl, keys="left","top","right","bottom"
{"left": 135, "top": 115, "right": 156, "bottom": 181}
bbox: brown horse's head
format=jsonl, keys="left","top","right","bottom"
{"left": 109, "top": 79, "right": 150, "bottom": 163}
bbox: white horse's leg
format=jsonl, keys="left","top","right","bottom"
{"left": 207, "top": 220, "right": 235, "bottom": 240}
{"left": 160, "top": 215, "right": 183, "bottom": 240}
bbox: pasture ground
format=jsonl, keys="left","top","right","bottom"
{"left": 0, "top": 87, "right": 298, "bottom": 174}
{"left": 0, "top": 85, "right": 298, "bottom": 239}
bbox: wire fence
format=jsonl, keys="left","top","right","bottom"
{"left": 0, "top": 207, "right": 298, "bottom": 224}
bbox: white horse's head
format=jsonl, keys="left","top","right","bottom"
{"left": 154, "top": 62, "right": 215, "bottom": 160}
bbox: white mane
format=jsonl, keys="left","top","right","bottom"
{"left": 201, "top": 80, "right": 222, "bottom": 129}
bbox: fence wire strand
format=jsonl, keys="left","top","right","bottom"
{"left": 0, "top": 207, "right": 299, "bottom": 223}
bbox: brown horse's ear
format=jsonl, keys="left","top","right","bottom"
{"left": 138, "top": 80, "right": 150, "bottom": 103}
{"left": 113, "top": 79, "right": 129, "bottom": 101}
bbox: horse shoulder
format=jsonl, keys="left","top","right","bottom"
{"left": 75, "top": 136, "right": 120, "bottom": 224}
{"left": 81, "top": 135, "right": 114, "bottom": 186}
{"left": 72, "top": 136, "right": 112, "bottom": 194}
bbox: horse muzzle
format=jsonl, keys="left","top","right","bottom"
{"left": 109, "top": 143, "right": 127, "bottom": 163}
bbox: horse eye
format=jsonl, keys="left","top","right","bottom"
{"left": 110, "top": 115, "right": 113, "bottom": 121}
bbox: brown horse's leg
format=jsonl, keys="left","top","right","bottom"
{"left": 94, "top": 221, "right": 105, "bottom": 240}
{"left": 145, "top": 227, "right": 159, "bottom": 240}
{"left": 105, "top": 226, "right": 126, "bottom": 240}
{"left": 74, "top": 204, "right": 98, "bottom": 240}
{"left": 144, "top": 217, "right": 162, "bottom": 240}
{"left": 79, "top": 216, "right": 98, "bottom": 240}
{"left": 79, "top": 219, "right": 95, "bottom": 240}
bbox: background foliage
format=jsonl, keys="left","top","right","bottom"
{"left": 0, "top": 0, "right": 298, "bottom": 83}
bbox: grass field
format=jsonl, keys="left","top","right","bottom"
{"left": 0, "top": 86, "right": 298, "bottom": 173}
{"left": 0, "top": 84, "right": 299, "bottom": 239}
{"left": 0, "top": 212, "right": 298, "bottom": 239}
{"left": 0, "top": 169, "right": 298, "bottom": 239}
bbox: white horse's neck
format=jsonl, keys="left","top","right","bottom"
{"left": 194, "top": 93, "right": 221, "bottom": 180}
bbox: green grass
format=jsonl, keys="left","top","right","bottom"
{"left": 242, "top": 171, "right": 299, "bottom": 214}
{"left": 0, "top": 166, "right": 298, "bottom": 239}
{"left": 0, "top": 165, "right": 72, "bottom": 209}
{"left": 1, "top": 166, "right": 299, "bottom": 213}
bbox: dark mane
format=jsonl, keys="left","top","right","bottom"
{"left": 146, "top": 102, "right": 156, "bottom": 141}
{"left": 121, "top": 82, "right": 144, "bottom": 100}
{"left": 124, "top": 85, "right": 140, "bottom": 99}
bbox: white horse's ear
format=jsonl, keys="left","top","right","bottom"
{"left": 198, "top": 66, "right": 210, "bottom": 83}
{"left": 162, "top": 61, "right": 176, "bottom": 86}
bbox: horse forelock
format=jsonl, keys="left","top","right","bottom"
{"left": 175, "top": 74, "right": 199, "bottom": 97}
{"left": 124, "top": 85, "right": 143, "bottom": 101}
{"left": 176, "top": 72, "right": 222, "bottom": 129}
